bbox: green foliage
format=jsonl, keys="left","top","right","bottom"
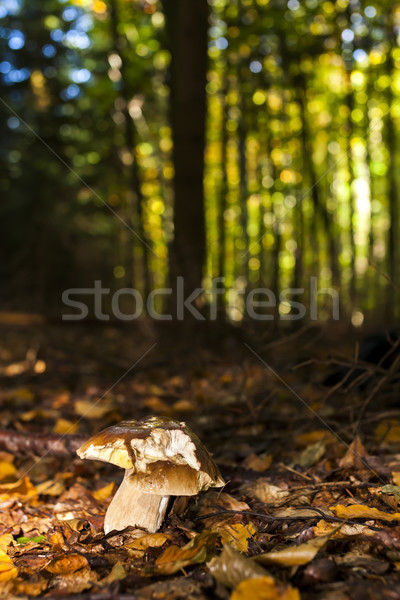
{"left": 1, "top": 0, "right": 399, "bottom": 323}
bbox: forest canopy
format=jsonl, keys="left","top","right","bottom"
{"left": 0, "top": 0, "right": 398, "bottom": 326}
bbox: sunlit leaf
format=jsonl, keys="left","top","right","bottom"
{"left": 217, "top": 523, "right": 256, "bottom": 552}
{"left": 330, "top": 504, "right": 400, "bottom": 522}
{"left": 254, "top": 534, "right": 331, "bottom": 567}
{"left": 231, "top": 577, "right": 300, "bottom": 600}
{"left": 46, "top": 554, "right": 89, "bottom": 574}
{"left": 154, "top": 531, "right": 218, "bottom": 575}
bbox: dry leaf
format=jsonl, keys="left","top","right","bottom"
{"left": 46, "top": 554, "right": 89, "bottom": 574}
{"left": 254, "top": 534, "right": 331, "bottom": 567}
{"left": 330, "top": 504, "right": 400, "bottom": 522}
{"left": 97, "top": 562, "right": 126, "bottom": 587}
{"left": 0, "top": 461, "right": 16, "bottom": 481}
{"left": 246, "top": 480, "right": 289, "bottom": 504}
{"left": 53, "top": 418, "right": 79, "bottom": 435}
{"left": 207, "top": 544, "right": 269, "bottom": 589}
{"left": 92, "top": 482, "right": 115, "bottom": 502}
{"left": 0, "top": 477, "right": 36, "bottom": 498}
{"left": 74, "top": 398, "right": 115, "bottom": 419}
{"left": 231, "top": 576, "right": 300, "bottom": 600}
{"left": 338, "top": 436, "right": 369, "bottom": 469}
{"left": 296, "top": 440, "right": 326, "bottom": 468}
{"left": 242, "top": 453, "right": 272, "bottom": 472}
{"left": 217, "top": 523, "right": 256, "bottom": 552}
{"left": 154, "top": 530, "right": 218, "bottom": 575}
{"left": 36, "top": 479, "right": 66, "bottom": 497}
{"left": 125, "top": 533, "right": 171, "bottom": 550}
{"left": 314, "top": 520, "right": 375, "bottom": 538}
{"left": 0, "top": 549, "right": 18, "bottom": 583}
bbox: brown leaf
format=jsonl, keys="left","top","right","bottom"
{"left": 339, "top": 436, "right": 369, "bottom": 469}
{"left": 207, "top": 544, "right": 269, "bottom": 589}
{"left": 46, "top": 553, "right": 88, "bottom": 574}
{"left": 154, "top": 530, "right": 218, "bottom": 575}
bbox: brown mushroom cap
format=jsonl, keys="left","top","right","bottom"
{"left": 76, "top": 416, "right": 224, "bottom": 495}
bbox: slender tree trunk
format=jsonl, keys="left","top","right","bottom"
{"left": 385, "top": 25, "right": 398, "bottom": 317}
{"left": 109, "top": 0, "right": 151, "bottom": 298}
{"left": 163, "top": 0, "right": 208, "bottom": 298}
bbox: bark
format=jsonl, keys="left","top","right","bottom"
{"left": 163, "top": 0, "right": 209, "bottom": 297}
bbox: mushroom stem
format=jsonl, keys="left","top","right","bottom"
{"left": 104, "top": 476, "right": 169, "bottom": 534}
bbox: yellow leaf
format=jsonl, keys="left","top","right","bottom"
{"left": 154, "top": 531, "right": 218, "bottom": 575}
{"left": 46, "top": 554, "right": 88, "bottom": 574}
{"left": 218, "top": 523, "right": 256, "bottom": 552}
{"left": 314, "top": 520, "right": 375, "bottom": 538}
{"left": 74, "top": 398, "right": 115, "bottom": 419}
{"left": 54, "top": 418, "right": 79, "bottom": 435}
{"left": 125, "top": 533, "right": 171, "bottom": 550}
{"left": 330, "top": 504, "right": 400, "bottom": 522}
{"left": 0, "top": 477, "right": 35, "bottom": 497}
{"left": 92, "top": 482, "right": 115, "bottom": 502}
{"left": 231, "top": 576, "right": 300, "bottom": 600}
{"left": 254, "top": 534, "right": 331, "bottom": 567}
{"left": 0, "top": 535, "right": 13, "bottom": 553}
{"left": 0, "top": 549, "right": 18, "bottom": 583}
{"left": 393, "top": 472, "right": 400, "bottom": 487}
{"left": 0, "top": 461, "right": 16, "bottom": 481}
{"left": 36, "top": 479, "right": 65, "bottom": 497}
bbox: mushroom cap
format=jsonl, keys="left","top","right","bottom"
{"left": 76, "top": 416, "right": 224, "bottom": 495}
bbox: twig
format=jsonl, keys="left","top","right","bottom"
{"left": 0, "top": 429, "right": 86, "bottom": 458}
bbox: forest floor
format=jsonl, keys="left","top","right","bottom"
{"left": 0, "top": 319, "right": 400, "bottom": 599}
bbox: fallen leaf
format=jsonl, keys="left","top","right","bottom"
{"left": 97, "top": 562, "right": 126, "bottom": 587}
{"left": 296, "top": 440, "right": 326, "bottom": 468}
{"left": 0, "top": 477, "right": 36, "bottom": 498}
{"left": 381, "top": 485, "right": 400, "bottom": 501}
{"left": 52, "top": 566, "right": 95, "bottom": 594}
{"left": 92, "top": 482, "right": 115, "bottom": 502}
{"left": 0, "top": 549, "right": 18, "bottom": 582}
{"left": 0, "top": 461, "right": 16, "bottom": 481}
{"left": 242, "top": 454, "right": 272, "bottom": 472}
{"left": 74, "top": 398, "right": 115, "bottom": 419}
{"left": 314, "top": 520, "right": 375, "bottom": 538}
{"left": 245, "top": 480, "right": 289, "bottom": 504}
{"left": 231, "top": 576, "right": 300, "bottom": 600}
{"left": 54, "top": 418, "right": 79, "bottom": 435}
{"left": 338, "top": 435, "right": 368, "bottom": 469}
{"left": 217, "top": 523, "right": 256, "bottom": 552}
{"left": 13, "top": 576, "right": 47, "bottom": 596}
{"left": 254, "top": 534, "right": 331, "bottom": 567}
{"left": 0, "top": 534, "right": 13, "bottom": 553}
{"left": 207, "top": 544, "right": 269, "bottom": 588}
{"left": 46, "top": 554, "right": 89, "bottom": 574}
{"left": 125, "top": 533, "right": 171, "bottom": 550}
{"left": 17, "top": 536, "right": 46, "bottom": 545}
{"left": 330, "top": 503, "right": 400, "bottom": 522}
{"left": 36, "top": 479, "right": 65, "bottom": 497}
{"left": 154, "top": 530, "right": 218, "bottom": 575}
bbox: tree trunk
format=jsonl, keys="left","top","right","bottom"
{"left": 164, "top": 0, "right": 209, "bottom": 298}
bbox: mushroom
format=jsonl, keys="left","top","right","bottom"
{"left": 76, "top": 416, "right": 225, "bottom": 534}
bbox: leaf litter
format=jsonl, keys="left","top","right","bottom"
{"left": 1, "top": 323, "right": 400, "bottom": 597}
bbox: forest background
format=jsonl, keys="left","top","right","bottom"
{"left": 0, "top": 0, "right": 398, "bottom": 330}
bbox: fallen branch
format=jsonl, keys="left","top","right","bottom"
{"left": 0, "top": 429, "right": 86, "bottom": 458}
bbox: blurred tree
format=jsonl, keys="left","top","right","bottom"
{"left": 163, "top": 0, "right": 209, "bottom": 297}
